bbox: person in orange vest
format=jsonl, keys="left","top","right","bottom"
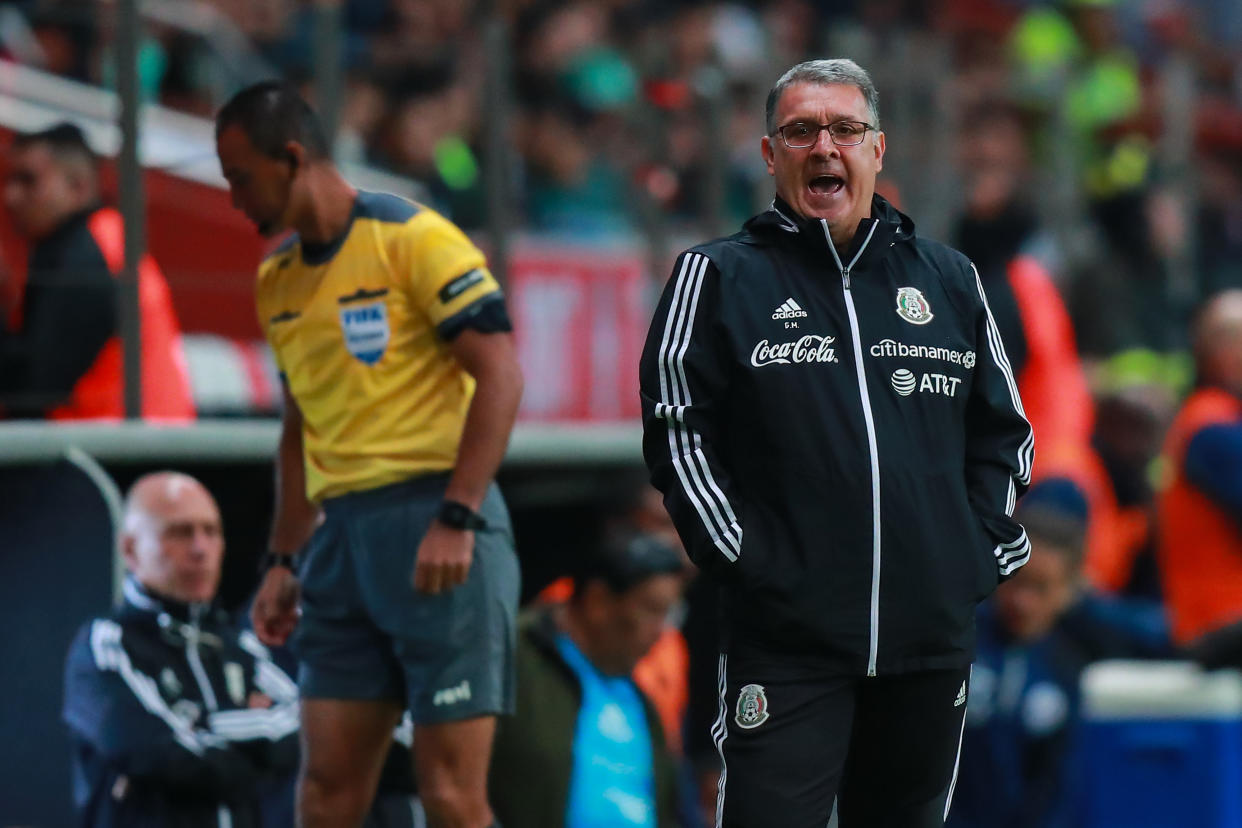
{"left": 1158, "top": 290, "right": 1242, "bottom": 645}
{"left": 0, "top": 122, "right": 194, "bottom": 419}
{"left": 953, "top": 102, "right": 1133, "bottom": 594}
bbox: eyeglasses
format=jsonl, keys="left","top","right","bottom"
{"left": 775, "top": 120, "right": 875, "bottom": 149}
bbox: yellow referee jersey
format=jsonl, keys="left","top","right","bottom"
{"left": 256, "top": 192, "right": 504, "bottom": 502}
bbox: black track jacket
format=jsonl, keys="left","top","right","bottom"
{"left": 640, "top": 194, "right": 1034, "bottom": 675}
{"left": 63, "top": 579, "right": 300, "bottom": 827}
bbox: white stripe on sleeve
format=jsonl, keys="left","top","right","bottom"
{"left": 971, "top": 263, "right": 1034, "bottom": 487}
{"left": 89, "top": 620, "right": 219, "bottom": 756}
{"left": 655, "top": 253, "right": 743, "bottom": 560}
{"left": 208, "top": 704, "right": 300, "bottom": 741}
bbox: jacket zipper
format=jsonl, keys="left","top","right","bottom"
{"left": 184, "top": 605, "right": 221, "bottom": 712}
{"left": 182, "top": 606, "right": 231, "bottom": 828}
{"left": 823, "top": 220, "right": 883, "bottom": 677}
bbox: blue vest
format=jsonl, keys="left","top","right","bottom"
{"left": 556, "top": 634, "right": 657, "bottom": 828}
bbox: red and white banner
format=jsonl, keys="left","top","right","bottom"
{"left": 508, "top": 244, "right": 651, "bottom": 423}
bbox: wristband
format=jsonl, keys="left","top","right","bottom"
{"left": 437, "top": 500, "right": 488, "bottom": 531}
{"left": 260, "top": 552, "right": 298, "bottom": 573}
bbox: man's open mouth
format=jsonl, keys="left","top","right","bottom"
{"left": 808, "top": 175, "right": 845, "bottom": 195}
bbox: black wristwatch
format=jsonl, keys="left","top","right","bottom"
{"left": 260, "top": 552, "right": 298, "bottom": 574}
{"left": 437, "top": 499, "right": 488, "bottom": 531}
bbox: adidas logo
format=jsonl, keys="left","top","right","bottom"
{"left": 772, "top": 298, "right": 808, "bottom": 320}
{"left": 954, "top": 681, "right": 967, "bottom": 707}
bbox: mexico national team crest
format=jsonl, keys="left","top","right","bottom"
{"left": 895, "top": 286, "right": 934, "bottom": 325}
{"left": 339, "top": 300, "right": 390, "bottom": 365}
{"left": 735, "top": 683, "right": 770, "bottom": 729}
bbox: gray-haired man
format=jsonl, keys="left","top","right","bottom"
{"left": 639, "top": 58, "right": 1034, "bottom": 827}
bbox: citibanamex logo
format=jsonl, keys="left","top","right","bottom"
{"left": 891, "top": 369, "right": 917, "bottom": 396}
{"left": 751, "top": 335, "right": 839, "bottom": 367}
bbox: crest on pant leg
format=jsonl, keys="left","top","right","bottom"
{"left": 735, "top": 683, "right": 770, "bottom": 729}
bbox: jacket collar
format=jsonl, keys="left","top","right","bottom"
{"left": 526, "top": 604, "right": 565, "bottom": 655}
{"left": 745, "top": 193, "right": 914, "bottom": 270}
{"left": 120, "top": 576, "right": 221, "bottom": 637}
{"left": 34, "top": 204, "right": 99, "bottom": 250}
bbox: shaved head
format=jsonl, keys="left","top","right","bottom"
{"left": 123, "top": 472, "right": 224, "bottom": 604}
{"left": 125, "top": 471, "right": 213, "bottom": 528}
{"left": 1194, "top": 290, "right": 1242, "bottom": 394}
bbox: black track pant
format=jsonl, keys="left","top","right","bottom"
{"left": 713, "top": 652, "right": 970, "bottom": 828}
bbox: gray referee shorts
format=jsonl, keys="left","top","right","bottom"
{"left": 291, "top": 473, "right": 520, "bottom": 724}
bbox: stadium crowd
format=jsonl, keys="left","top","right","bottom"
{"left": 3, "top": 0, "right": 1242, "bottom": 826}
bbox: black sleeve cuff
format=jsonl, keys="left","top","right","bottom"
{"left": 436, "top": 295, "right": 513, "bottom": 342}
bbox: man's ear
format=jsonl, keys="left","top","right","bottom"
{"left": 65, "top": 162, "right": 98, "bottom": 204}
{"left": 874, "top": 130, "right": 886, "bottom": 173}
{"left": 120, "top": 533, "right": 138, "bottom": 573}
{"left": 761, "top": 134, "right": 776, "bottom": 176}
{"left": 283, "top": 141, "right": 306, "bottom": 174}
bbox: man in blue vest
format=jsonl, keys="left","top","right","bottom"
{"left": 489, "top": 530, "right": 684, "bottom": 828}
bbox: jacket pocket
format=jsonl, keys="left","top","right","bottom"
{"left": 883, "top": 469, "right": 995, "bottom": 652}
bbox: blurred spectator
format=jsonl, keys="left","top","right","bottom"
{"left": 510, "top": 1, "right": 642, "bottom": 237}
{"left": 62, "top": 471, "right": 299, "bottom": 827}
{"left": 535, "top": 478, "right": 702, "bottom": 825}
{"left": 1157, "top": 289, "right": 1242, "bottom": 645}
{"left": 1008, "top": 0, "right": 1172, "bottom": 353}
{"left": 536, "top": 480, "right": 695, "bottom": 754}
{"left": 950, "top": 503, "right": 1171, "bottom": 828}
{"left": 0, "top": 123, "right": 195, "bottom": 420}
{"left": 18, "top": 0, "right": 96, "bottom": 81}
{"left": 369, "top": 0, "right": 474, "bottom": 79}
{"left": 952, "top": 101, "right": 1130, "bottom": 598}
{"left": 951, "top": 505, "right": 1083, "bottom": 828}
{"left": 615, "top": 485, "right": 693, "bottom": 760}
{"left": 490, "top": 529, "right": 683, "bottom": 828}
{"left": 518, "top": 97, "right": 636, "bottom": 237}
{"left": 1195, "top": 149, "right": 1242, "bottom": 297}
{"left": 613, "top": 483, "right": 722, "bottom": 827}
{"left": 372, "top": 75, "right": 487, "bottom": 228}
{"left": 1090, "top": 385, "right": 1171, "bottom": 600}
{"left": 333, "top": 72, "right": 389, "bottom": 167}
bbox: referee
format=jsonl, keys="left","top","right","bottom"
{"left": 216, "top": 84, "right": 522, "bottom": 828}
{"left": 640, "top": 59, "right": 1034, "bottom": 827}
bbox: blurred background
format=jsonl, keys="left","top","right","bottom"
{"left": 2, "top": 0, "right": 1242, "bottom": 825}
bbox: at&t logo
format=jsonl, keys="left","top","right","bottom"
{"left": 891, "top": 369, "right": 917, "bottom": 396}
{"left": 891, "top": 369, "right": 963, "bottom": 397}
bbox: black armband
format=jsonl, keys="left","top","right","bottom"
{"left": 437, "top": 296, "right": 513, "bottom": 341}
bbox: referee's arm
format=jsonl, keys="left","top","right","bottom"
{"left": 414, "top": 326, "right": 523, "bottom": 594}
{"left": 441, "top": 327, "right": 523, "bottom": 510}
{"left": 251, "top": 381, "right": 316, "bottom": 646}
{"left": 269, "top": 381, "right": 319, "bottom": 556}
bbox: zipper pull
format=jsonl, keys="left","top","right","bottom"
{"left": 843, "top": 267, "right": 851, "bottom": 289}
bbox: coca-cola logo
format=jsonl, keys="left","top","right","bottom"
{"left": 751, "top": 335, "right": 840, "bottom": 367}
